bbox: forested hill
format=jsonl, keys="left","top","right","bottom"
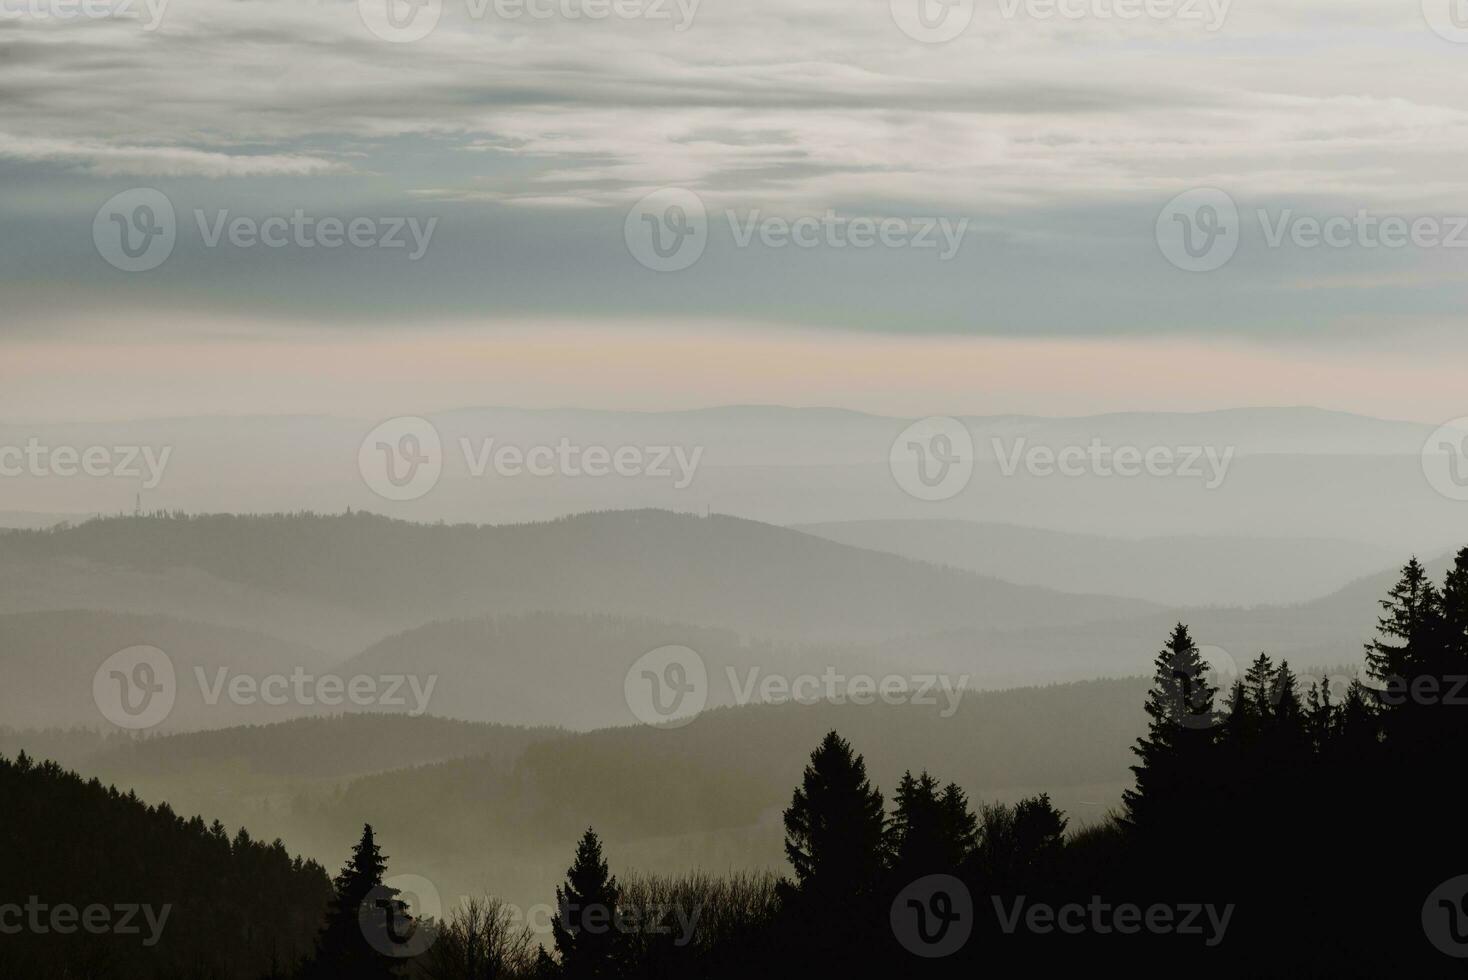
{"left": 0, "top": 510, "right": 1155, "bottom": 642}
{"left": 0, "top": 753, "right": 332, "bottom": 980}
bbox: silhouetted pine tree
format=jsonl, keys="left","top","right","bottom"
{"left": 888, "top": 771, "right": 978, "bottom": 895}
{"left": 1305, "top": 676, "right": 1334, "bottom": 753}
{"left": 1440, "top": 547, "right": 1468, "bottom": 663}
{"left": 937, "top": 783, "right": 979, "bottom": 867}
{"left": 305, "top": 824, "right": 402, "bottom": 979}
{"left": 782, "top": 731, "right": 888, "bottom": 901}
{"left": 778, "top": 731, "right": 887, "bottom": 970}
{"left": 1264, "top": 660, "right": 1310, "bottom": 761}
{"left": 1365, "top": 557, "right": 1442, "bottom": 689}
{"left": 1011, "top": 794, "right": 1067, "bottom": 883}
{"left": 1122, "top": 624, "right": 1219, "bottom": 842}
{"left": 1243, "top": 653, "right": 1276, "bottom": 719}
{"left": 551, "top": 828, "right": 623, "bottom": 980}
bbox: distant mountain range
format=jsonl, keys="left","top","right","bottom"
{"left": 793, "top": 519, "right": 1396, "bottom": 606}
{"left": 3, "top": 405, "right": 1465, "bottom": 548}
{"left": 2, "top": 510, "right": 1457, "bottom": 732}
{"left": 0, "top": 510, "right": 1156, "bottom": 646}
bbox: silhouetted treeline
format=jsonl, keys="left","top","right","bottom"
{"left": 10, "top": 548, "right": 1468, "bottom": 977}
{"left": 475, "top": 548, "right": 1468, "bottom": 977}
{"left": 0, "top": 753, "right": 332, "bottom": 979}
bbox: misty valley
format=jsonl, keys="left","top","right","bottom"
{"left": 6, "top": 0, "right": 1468, "bottom": 972}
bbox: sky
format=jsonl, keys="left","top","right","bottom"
{"left": 3, "top": 0, "right": 1468, "bottom": 422}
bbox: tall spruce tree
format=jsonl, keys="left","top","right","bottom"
{"left": 937, "top": 783, "right": 979, "bottom": 868}
{"left": 305, "top": 824, "right": 403, "bottom": 980}
{"left": 1244, "top": 653, "right": 1277, "bottom": 720}
{"left": 552, "top": 828, "right": 623, "bottom": 980}
{"left": 782, "top": 731, "right": 888, "bottom": 903}
{"left": 1305, "top": 676, "right": 1335, "bottom": 753}
{"left": 1011, "top": 794, "right": 1068, "bottom": 882}
{"left": 1122, "top": 624, "right": 1220, "bottom": 839}
{"left": 1365, "top": 557, "right": 1443, "bottom": 686}
{"left": 1440, "top": 547, "right": 1468, "bottom": 664}
{"left": 890, "top": 771, "right": 975, "bottom": 877}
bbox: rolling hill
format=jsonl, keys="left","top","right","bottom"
{"left": 793, "top": 520, "right": 1395, "bottom": 607}
{"left": 0, "top": 510, "right": 1158, "bottom": 647}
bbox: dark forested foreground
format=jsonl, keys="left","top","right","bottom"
{"left": 6, "top": 551, "right": 1468, "bottom": 978}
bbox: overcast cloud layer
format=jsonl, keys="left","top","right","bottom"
{"left": 2, "top": 0, "right": 1467, "bottom": 358}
